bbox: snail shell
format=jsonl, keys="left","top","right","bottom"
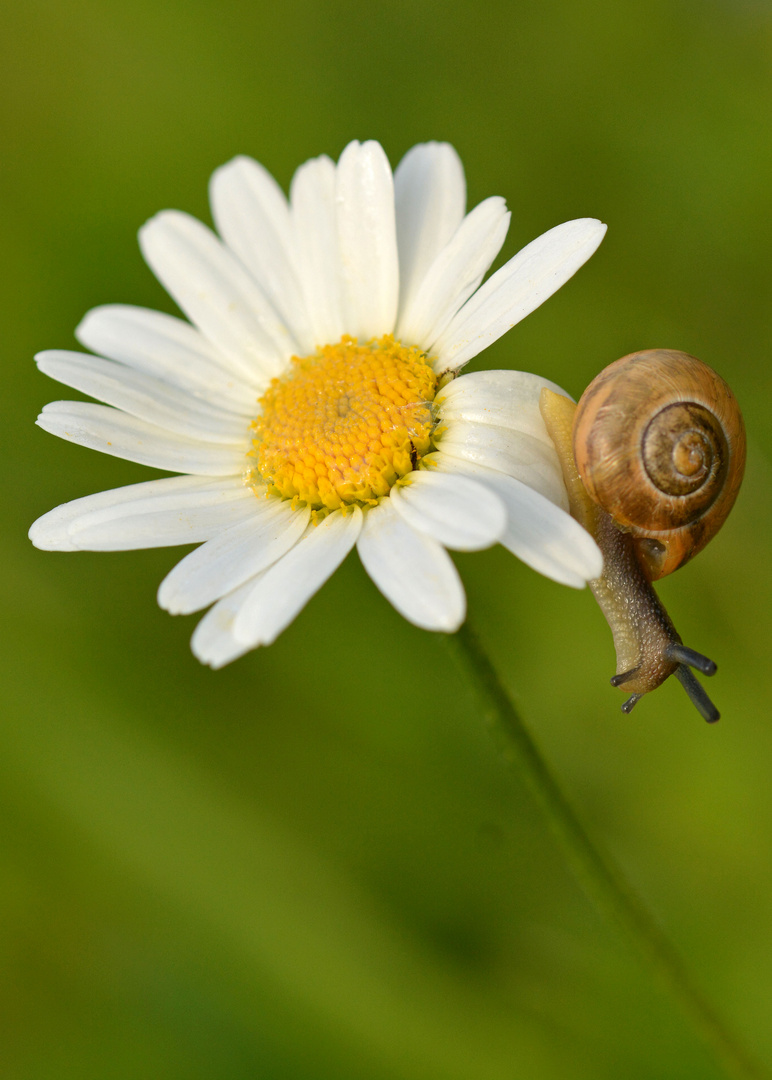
{"left": 573, "top": 350, "right": 746, "bottom": 580}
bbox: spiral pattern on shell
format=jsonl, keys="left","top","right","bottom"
{"left": 640, "top": 400, "right": 727, "bottom": 517}
{"left": 572, "top": 350, "right": 745, "bottom": 579}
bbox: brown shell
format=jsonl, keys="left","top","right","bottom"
{"left": 572, "top": 350, "right": 746, "bottom": 580}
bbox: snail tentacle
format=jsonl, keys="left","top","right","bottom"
{"left": 675, "top": 665, "right": 720, "bottom": 724}
{"left": 620, "top": 693, "right": 643, "bottom": 715}
{"left": 664, "top": 643, "right": 717, "bottom": 677}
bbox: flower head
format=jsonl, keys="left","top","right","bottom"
{"left": 30, "top": 140, "right": 604, "bottom": 666}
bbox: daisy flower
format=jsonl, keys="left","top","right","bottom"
{"left": 30, "top": 140, "right": 604, "bottom": 667}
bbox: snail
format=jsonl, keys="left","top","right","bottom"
{"left": 539, "top": 350, "right": 746, "bottom": 722}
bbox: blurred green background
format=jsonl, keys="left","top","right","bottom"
{"left": 3, "top": 1, "right": 772, "bottom": 1077}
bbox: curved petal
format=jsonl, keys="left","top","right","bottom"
{"left": 191, "top": 577, "right": 263, "bottom": 669}
{"left": 437, "top": 369, "right": 570, "bottom": 447}
{"left": 429, "top": 422, "right": 568, "bottom": 510}
{"left": 290, "top": 154, "right": 346, "bottom": 348}
{"left": 35, "top": 351, "right": 250, "bottom": 444}
{"left": 433, "top": 457, "right": 603, "bottom": 586}
{"left": 37, "top": 401, "right": 247, "bottom": 476}
{"left": 335, "top": 141, "right": 399, "bottom": 340}
{"left": 29, "top": 475, "right": 260, "bottom": 552}
{"left": 139, "top": 210, "right": 296, "bottom": 381}
{"left": 433, "top": 218, "right": 607, "bottom": 374}
{"left": 158, "top": 499, "right": 310, "bottom": 615}
{"left": 210, "top": 155, "right": 314, "bottom": 352}
{"left": 232, "top": 507, "right": 363, "bottom": 646}
{"left": 394, "top": 142, "right": 466, "bottom": 322}
{"left": 356, "top": 499, "right": 465, "bottom": 631}
{"left": 397, "top": 197, "right": 509, "bottom": 349}
{"left": 76, "top": 304, "right": 260, "bottom": 410}
{"left": 389, "top": 470, "right": 506, "bottom": 551}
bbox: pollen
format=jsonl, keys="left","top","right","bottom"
{"left": 253, "top": 335, "right": 438, "bottom": 511}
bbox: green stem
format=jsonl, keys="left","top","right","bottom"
{"left": 445, "top": 618, "right": 763, "bottom": 1080}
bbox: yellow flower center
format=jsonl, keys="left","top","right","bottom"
{"left": 253, "top": 335, "right": 438, "bottom": 511}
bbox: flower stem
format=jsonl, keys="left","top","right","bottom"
{"left": 445, "top": 618, "right": 764, "bottom": 1080}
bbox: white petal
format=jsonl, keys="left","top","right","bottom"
{"left": 232, "top": 507, "right": 363, "bottom": 646}
{"left": 432, "top": 458, "right": 603, "bottom": 586}
{"left": 357, "top": 499, "right": 465, "bottom": 631}
{"left": 191, "top": 577, "right": 262, "bottom": 669}
{"left": 210, "top": 156, "right": 314, "bottom": 352}
{"left": 29, "top": 510, "right": 80, "bottom": 552}
{"left": 389, "top": 471, "right": 506, "bottom": 551}
{"left": 37, "top": 401, "right": 247, "bottom": 476}
{"left": 437, "top": 369, "right": 570, "bottom": 447}
{"left": 139, "top": 210, "right": 296, "bottom": 381}
{"left": 62, "top": 476, "right": 258, "bottom": 551}
{"left": 433, "top": 218, "right": 608, "bottom": 373}
{"left": 335, "top": 141, "right": 399, "bottom": 340}
{"left": 158, "top": 499, "right": 310, "bottom": 615}
{"left": 430, "top": 423, "right": 569, "bottom": 510}
{"left": 35, "top": 351, "right": 249, "bottom": 445}
{"left": 394, "top": 142, "right": 466, "bottom": 323}
{"left": 290, "top": 155, "right": 346, "bottom": 347}
{"left": 29, "top": 501, "right": 90, "bottom": 552}
{"left": 397, "top": 197, "right": 509, "bottom": 349}
{"left": 76, "top": 304, "right": 260, "bottom": 411}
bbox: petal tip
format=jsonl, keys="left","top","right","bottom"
{"left": 156, "top": 580, "right": 180, "bottom": 615}
{"left": 28, "top": 513, "right": 77, "bottom": 552}
{"left": 591, "top": 218, "right": 608, "bottom": 240}
{"left": 190, "top": 642, "right": 224, "bottom": 669}
{"left": 442, "top": 608, "right": 466, "bottom": 634}
{"left": 578, "top": 217, "right": 608, "bottom": 245}
{"left": 138, "top": 208, "right": 184, "bottom": 247}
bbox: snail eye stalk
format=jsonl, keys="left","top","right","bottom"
{"left": 664, "top": 643, "right": 717, "bottom": 677}
{"left": 674, "top": 664, "right": 720, "bottom": 724}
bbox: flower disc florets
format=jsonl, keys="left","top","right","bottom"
{"left": 253, "top": 335, "right": 438, "bottom": 511}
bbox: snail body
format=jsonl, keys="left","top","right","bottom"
{"left": 540, "top": 350, "right": 745, "bottom": 721}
